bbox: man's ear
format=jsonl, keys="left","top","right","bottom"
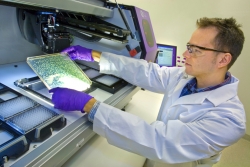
{"left": 218, "top": 53, "right": 232, "bottom": 68}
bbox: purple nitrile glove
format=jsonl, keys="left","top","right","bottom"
{"left": 49, "top": 87, "right": 93, "bottom": 113}
{"left": 61, "top": 45, "right": 94, "bottom": 62}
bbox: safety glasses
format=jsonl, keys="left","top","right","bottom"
{"left": 186, "top": 43, "right": 229, "bottom": 57}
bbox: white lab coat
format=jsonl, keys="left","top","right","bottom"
{"left": 93, "top": 52, "right": 246, "bottom": 167}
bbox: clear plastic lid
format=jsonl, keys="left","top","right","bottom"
{"left": 27, "top": 53, "right": 92, "bottom": 91}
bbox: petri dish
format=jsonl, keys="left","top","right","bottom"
{"left": 27, "top": 53, "right": 92, "bottom": 91}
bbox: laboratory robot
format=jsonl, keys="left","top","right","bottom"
{"left": 0, "top": 0, "right": 157, "bottom": 166}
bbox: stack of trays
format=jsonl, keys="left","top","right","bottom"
{"left": 0, "top": 96, "right": 37, "bottom": 120}
{"left": 6, "top": 105, "right": 66, "bottom": 141}
{"left": 0, "top": 83, "right": 66, "bottom": 163}
{"left": 0, "top": 120, "right": 29, "bottom": 160}
{"left": 82, "top": 67, "right": 128, "bottom": 94}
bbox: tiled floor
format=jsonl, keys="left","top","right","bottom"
{"left": 213, "top": 138, "right": 250, "bottom": 167}
{"left": 125, "top": 89, "right": 164, "bottom": 123}
{"left": 131, "top": 89, "right": 250, "bottom": 167}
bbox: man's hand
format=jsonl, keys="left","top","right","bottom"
{"left": 49, "top": 87, "right": 94, "bottom": 113}
{"left": 61, "top": 45, "right": 94, "bottom": 62}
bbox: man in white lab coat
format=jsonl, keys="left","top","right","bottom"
{"left": 49, "top": 17, "right": 246, "bottom": 167}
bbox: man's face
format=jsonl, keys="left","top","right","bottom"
{"left": 183, "top": 27, "right": 221, "bottom": 78}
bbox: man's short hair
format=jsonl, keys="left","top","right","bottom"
{"left": 196, "top": 17, "right": 245, "bottom": 69}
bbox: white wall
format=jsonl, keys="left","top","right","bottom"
{"left": 117, "top": 0, "right": 250, "bottom": 135}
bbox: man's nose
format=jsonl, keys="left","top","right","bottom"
{"left": 183, "top": 50, "right": 190, "bottom": 58}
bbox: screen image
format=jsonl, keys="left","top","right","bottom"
{"left": 156, "top": 44, "right": 177, "bottom": 67}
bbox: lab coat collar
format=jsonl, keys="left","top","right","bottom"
{"left": 171, "top": 75, "right": 239, "bottom": 107}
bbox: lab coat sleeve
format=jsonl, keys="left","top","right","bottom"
{"left": 99, "top": 52, "right": 185, "bottom": 93}
{"left": 93, "top": 102, "right": 245, "bottom": 164}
